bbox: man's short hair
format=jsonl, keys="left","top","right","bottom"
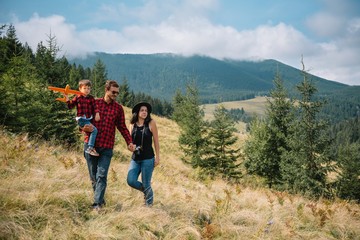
{"left": 105, "top": 80, "right": 119, "bottom": 90}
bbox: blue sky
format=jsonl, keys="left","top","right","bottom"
{"left": 1, "top": 0, "right": 360, "bottom": 85}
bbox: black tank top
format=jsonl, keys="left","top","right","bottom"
{"left": 131, "top": 123, "right": 154, "bottom": 160}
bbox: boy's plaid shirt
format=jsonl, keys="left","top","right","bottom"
{"left": 67, "top": 95, "right": 99, "bottom": 118}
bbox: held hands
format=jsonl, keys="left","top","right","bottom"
{"left": 126, "top": 144, "right": 159, "bottom": 167}
{"left": 128, "top": 143, "right": 136, "bottom": 152}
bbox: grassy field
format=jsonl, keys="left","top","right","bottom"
{"left": 1, "top": 106, "right": 360, "bottom": 239}
{"left": 202, "top": 96, "right": 269, "bottom": 120}
{"left": 202, "top": 96, "right": 269, "bottom": 133}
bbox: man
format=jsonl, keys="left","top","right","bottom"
{"left": 83, "top": 80, "right": 134, "bottom": 211}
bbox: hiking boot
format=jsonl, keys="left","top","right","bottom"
{"left": 86, "top": 147, "right": 99, "bottom": 156}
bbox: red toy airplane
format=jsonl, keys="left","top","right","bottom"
{"left": 48, "top": 84, "right": 84, "bottom": 102}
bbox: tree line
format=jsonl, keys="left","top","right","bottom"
{"left": 172, "top": 65, "right": 360, "bottom": 202}
{"left": 0, "top": 25, "right": 172, "bottom": 147}
{"left": 1, "top": 24, "right": 359, "bottom": 202}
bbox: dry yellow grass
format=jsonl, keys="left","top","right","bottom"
{"left": 203, "top": 96, "right": 269, "bottom": 121}
{"left": 202, "top": 96, "right": 269, "bottom": 133}
{"left": 1, "top": 107, "right": 360, "bottom": 239}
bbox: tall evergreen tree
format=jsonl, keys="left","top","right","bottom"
{"left": 244, "top": 71, "right": 293, "bottom": 188}
{"left": 0, "top": 25, "right": 23, "bottom": 124}
{"left": 281, "top": 61, "right": 334, "bottom": 197}
{"left": 118, "top": 78, "right": 132, "bottom": 107}
{"left": 91, "top": 59, "right": 107, "bottom": 97}
{"left": 243, "top": 117, "right": 270, "bottom": 179}
{"left": 203, "top": 105, "right": 242, "bottom": 181}
{"left": 68, "top": 63, "right": 82, "bottom": 88}
{"left": 172, "top": 82, "right": 206, "bottom": 167}
{"left": 336, "top": 142, "right": 360, "bottom": 202}
{"left": 0, "top": 25, "right": 28, "bottom": 83}
{"left": 34, "top": 34, "right": 78, "bottom": 145}
{"left": 1, "top": 54, "right": 35, "bottom": 132}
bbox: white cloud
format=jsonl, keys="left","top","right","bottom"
{"left": 14, "top": 14, "right": 88, "bottom": 58}
{"left": 306, "top": 12, "right": 346, "bottom": 37}
{"left": 10, "top": 8, "right": 360, "bottom": 86}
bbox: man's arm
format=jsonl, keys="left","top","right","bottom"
{"left": 92, "top": 98, "right": 100, "bottom": 121}
{"left": 116, "top": 105, "right": 133, "bottom": 148}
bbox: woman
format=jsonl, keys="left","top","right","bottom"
{"left": 127, "top": 102, "right": 160, "bottom": 206}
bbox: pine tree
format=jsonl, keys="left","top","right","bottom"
{"left": 1, "top": 54, "right": 36, "bottom": 132}
{"left": 203, "top": 105, "right": 242, "bottom": 181}
{"left": 336, "top": 142, "right": 360, "bottom": 202}
{"left": 91, "top": 59, "right": 107, "bottom": 97}
{"left": 172, "top": 82, "right": 206, "bottom": 168}
{"left": 34, "top": 34, "right": 78, "bottom": 145}
{"left": 0, "top": 25, "right": 24, "bottom": 75}
{"left": 69, "top": 63, "right": 82, "bottom": 88}
{"left": 244, "top": 71, "right": 293, "bottom": 188}
{"left": 281, "top": 61, "right": 334, "bottom": 197}
{"left": 118, "top": 78, "right": 132, "bottom": 107}
{"left": 243, "top": 117, "right": 271, "bottom": 183}
{"left": 0, "top": 26, "right": 20, "bottom": 126}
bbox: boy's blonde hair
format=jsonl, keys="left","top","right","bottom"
{"left": 79, "top": 79, "right": 91, "bottom": 88}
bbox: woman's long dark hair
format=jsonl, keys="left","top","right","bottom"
{"left": 130, "top": 107, "right": 152, "bottom": 125}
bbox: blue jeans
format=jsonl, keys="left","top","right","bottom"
{"left": 127, "top": 158, "right": 155, "bottom": 206}
{"left": 78, "top": 117, "right": 98, "bottom": 148}
{"left": 84, "top": 142, "right": 113, "bottom": 205}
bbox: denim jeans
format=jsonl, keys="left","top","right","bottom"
{"left": 84, "top": 142, "right": 113, "bottom": 205}
{"left": 78, "top": 117, "right": 98, "bottom": 148}
{"left": 127, "top": 158, "right": 155, "bottom": 206}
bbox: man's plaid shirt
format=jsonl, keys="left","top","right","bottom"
{"left": 67, "top": 95, "right": 99, "bottom": 118}
{"left": 84, "top": 98, "right": 132, "bottom": 149}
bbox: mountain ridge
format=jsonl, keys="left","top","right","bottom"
{"left": 71, "top": 52, "right": 348, "bottom": 102}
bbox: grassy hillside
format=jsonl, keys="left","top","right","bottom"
{"left": 1, "top": 108, "right": 359, "bottom": 239}
{"left": 203, "top": 96, "right": 268, "bottom": 119}
{"left": 203, "top": 96, "right": 269, "bottom": 134}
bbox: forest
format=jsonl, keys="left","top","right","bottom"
{"left": 0, "top": 25, "right": 172, "bottom": 146}
{"left": 0, "top": 24, "right": 359, "bottom": 202}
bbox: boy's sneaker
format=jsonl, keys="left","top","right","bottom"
{"left": 86, "top": 147, "right": 99, "bottom": 156}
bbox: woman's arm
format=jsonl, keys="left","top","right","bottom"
{"left": 149, "top": 120, "right": 160, "bottom": 167}
{"left": 129, "top": 124, "right": 134, "bottom": 135}
{"left": 128, "top": 124, "right": 135, "bottom": 152}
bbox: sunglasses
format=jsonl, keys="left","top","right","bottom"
{"left": 111, "top": 91, "right": 119, "bottom": 95}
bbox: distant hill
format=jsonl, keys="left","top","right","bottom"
{"left": 71, "top": 53, "right": 348, "bottom": 102}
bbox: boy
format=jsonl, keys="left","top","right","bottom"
{"left": 64, "top": 79, "right": 100, "bottom": 156}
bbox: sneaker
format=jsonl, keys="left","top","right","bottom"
{"left": 86, "top": 147, "right": 99, "bottom": 156}
{"left": 91, "top": 203, "right": 102, "bottom": 212}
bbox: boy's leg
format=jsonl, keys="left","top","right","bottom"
{"left": 87, "top": 125, "right": 98, "bottom": 148}
{"left": 80, "top": 118, "right": 99, "bottom": 156}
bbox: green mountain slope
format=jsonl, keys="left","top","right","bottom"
{"left": 71, "top": 53, "right": 348, "bottom": 102}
